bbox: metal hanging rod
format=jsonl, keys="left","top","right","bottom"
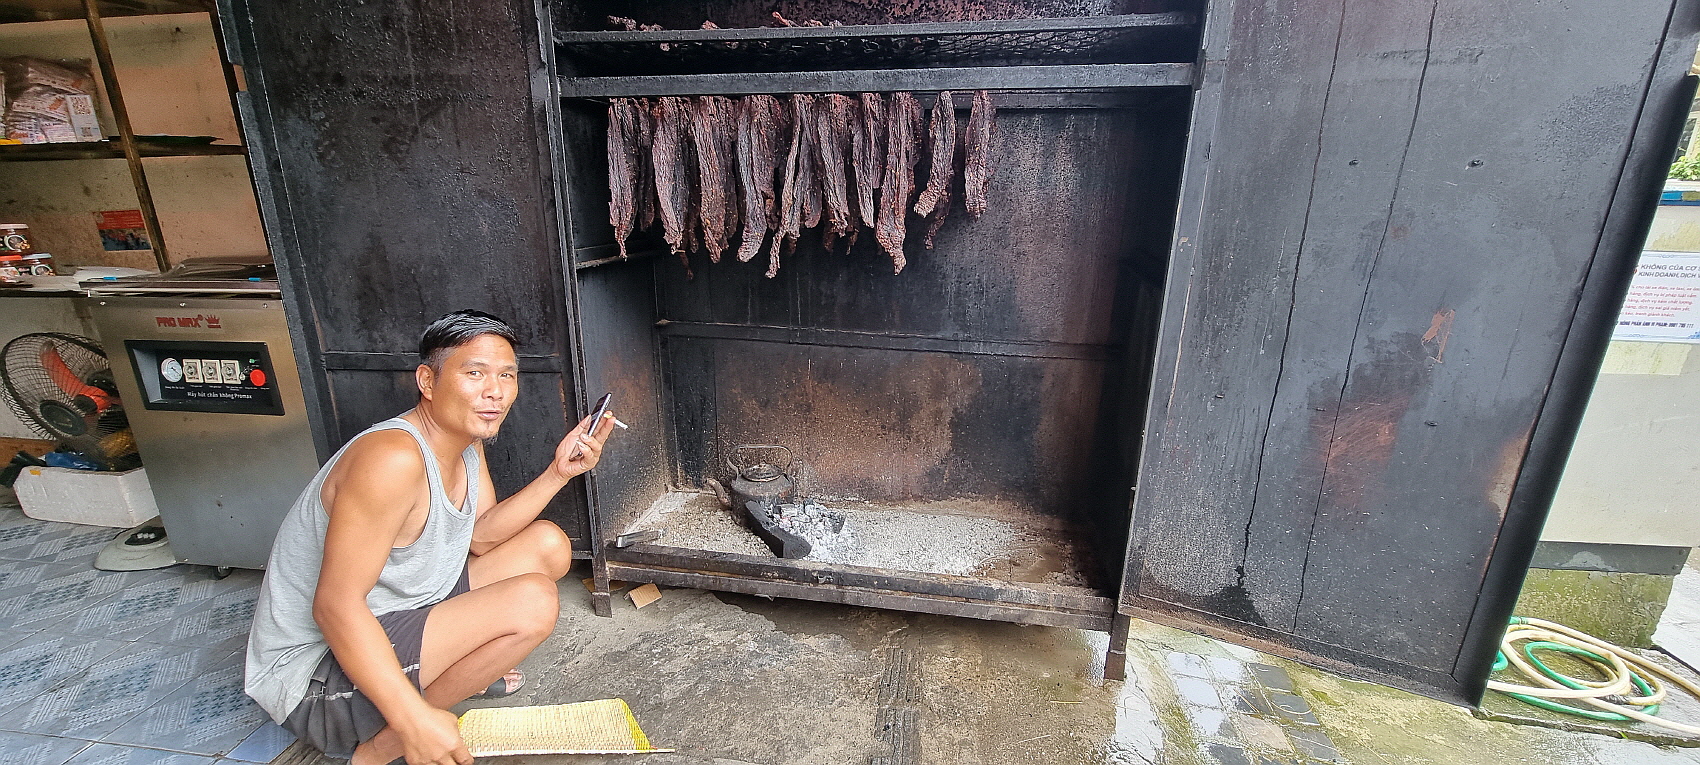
{"left": 558, "top": 63, "right": 1194, "bottom": 99}
{"left": 555, "top": 12, "right": 1196, "bottom": 45}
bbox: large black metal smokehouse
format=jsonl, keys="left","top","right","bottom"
{"left": 226, "top": 0, "right": 1699, "bottom": 701}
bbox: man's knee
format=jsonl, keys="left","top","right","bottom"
{"left": 508, "top": 572, "right": 560, "bottom": 636}
{"left": 525, "top": 520, "right": 572, "bottom": 580}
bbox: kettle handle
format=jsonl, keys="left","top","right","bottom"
{"left": 727, "top": 444, "right": 793, "bottom": 474}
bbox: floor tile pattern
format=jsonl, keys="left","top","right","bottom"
{"left": 0, "top": 491, "right": 266, "bottom": 764}
{"left": 63, "top": 744, "right": 219, "bottom": 765}
{"left": 1164, "top": 650, "right": 1345, "bottom": 764}
{"left": 223, "top": 724, "right": 295, "bottom": 763}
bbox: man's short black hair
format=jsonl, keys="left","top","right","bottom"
{"left": 419, "top": 309, "right": 518, "bottom": 370}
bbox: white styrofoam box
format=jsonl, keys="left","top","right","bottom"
{"left": 13, "top": 466, "right": 158, "bottom": 528}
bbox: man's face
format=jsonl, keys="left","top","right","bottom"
{"left": 420, "top": 334, "right": 519, "bottom": 440}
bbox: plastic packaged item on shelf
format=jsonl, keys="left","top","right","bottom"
{"left": 19, "top": 252, "right": 53, "bottom": 275}
{"left": 2, "top": 57, "right": 92, "bottom": 94}
{"left": 7, "top": 99, "right": 78, "bottom": 143}
{"left": 1, "top": 57, "right": 95, "bottom": 145}
{"left": 0, "top": 223, "right": 31, "bottom": 253}
{"left": 0, "top": 254, "right": 23, "bottom": 279}
{"left": 64, "top": 95, "right": 98, "bottom": 141}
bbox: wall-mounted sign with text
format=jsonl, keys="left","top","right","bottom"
{"left": 94, "top": 209, "right": 149, "bottom": 252}
{"left": 1614, "top": 250, "right": 1700, "bottom": 343}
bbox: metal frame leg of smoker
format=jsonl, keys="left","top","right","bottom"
{"left": 1105, "top": 612, "right": 1132, "bottom": 681}
{"left": 590, "top": 558, "right": 614, "bottom": 617}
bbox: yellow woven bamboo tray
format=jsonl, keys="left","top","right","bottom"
{"left": 458, "top": 698, "right": 673, "bottom": 756}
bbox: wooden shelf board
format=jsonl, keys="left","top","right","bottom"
{"left": 0, "top": 0, "right": 209, "bottom": 24}
{"left": 0, "top": 141, "right": 242, "bottom": 161}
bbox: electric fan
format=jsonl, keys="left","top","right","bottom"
{"left": 0, "top": 332, "right": 138, "bottom": 470}
{"left": 0, "top": 333, "right": 172, "bottom": 569}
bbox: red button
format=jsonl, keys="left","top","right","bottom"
{"left": 249, "top": 368, "right": 267, "bottom": 386}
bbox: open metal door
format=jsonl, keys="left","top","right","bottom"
{"left": 214, "top": 0, "right": 591, "bottom": 544}
{"left": 1123, "top": 0, "right": 1700, "bottom": 704}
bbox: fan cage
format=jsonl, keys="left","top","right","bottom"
{"left": 0, "top": 332, "right": 135, "bottom": 469}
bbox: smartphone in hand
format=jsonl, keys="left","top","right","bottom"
{"left": 572, "top": 393, "right": 613, "bottom": 458}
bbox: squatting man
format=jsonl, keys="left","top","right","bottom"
{"left": 245, "top": 310, "right": 618, "bottom": 765}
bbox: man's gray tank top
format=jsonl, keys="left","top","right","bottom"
{"left": 244, "top": 416, "right": 479, "bottom": 722}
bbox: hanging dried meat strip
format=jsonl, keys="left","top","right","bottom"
{"left": 635, "top": 99, "right": 658, "bottom": 232}
{"left": 771, "top": 12, "right": 834, "bottom": 26}
{"left": 651, "top": 97, "right": 694, "bottom": 276}
{"left": 607, "top": 98, "right": 641, "bottom": 259}
{"left": 917, "top": 92, "right": 959, "bottom": 249}
{"left": 799, "top": 107, "right": 823, "bottom": 233}
{"left": 875, "top": 92, "right": 923, "bottom": 274}
{"left": 769, "top": 94, "right": 817, "bottom": 278}
{"left": 815, "top": 94, "right": 856, "bottom": 244}
{"left": 689, "top": 96, "right": 738, "bottom": 263}
{"left": 736, "top": 95, "right": 786, "bottom": 263}
{"left": 963, "top": 90, "right": 995, "bottom": 219}
{"left": 913, "top": 91, "right": 957, "bottom": 218}
{"left": 714, "top": 97, "right": 741, "bottom": 254}
{"left": 921, "top": 177, "right": 953, "bottom": 249}
{"left": 851, "top": 93, "right": 885, "bottom": 231}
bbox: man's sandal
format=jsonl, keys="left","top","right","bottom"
{"left": 478, "top": 669, "right": 524, "bottom": 698}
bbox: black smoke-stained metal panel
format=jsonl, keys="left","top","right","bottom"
{"left": 1124, "top": 0, "right": 1700, "bottom": 703}
{"left": 217, "top": 0, "right": 587, "bottom": 540}
{"left": 574, "top": 262, "right": 671, "bottom": 536}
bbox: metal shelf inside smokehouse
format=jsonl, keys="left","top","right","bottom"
{"left": 554, "top": 12, "right": 1199, "bottom": 78}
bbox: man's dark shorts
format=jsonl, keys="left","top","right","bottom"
{"left": 282, "top": 567, "right": 471, "bottom": 758}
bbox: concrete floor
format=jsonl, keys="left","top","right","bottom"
{"left": 4, "top": 480, "right": 1699, "bottom": 765}
{"left": 259, "top": 573, "right": 1700, "bottom": 765}
{"left": 440, "top": 581, "right": 1127, "bottom": 764}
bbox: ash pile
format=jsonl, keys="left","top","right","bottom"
{"left": 745, "top": 499, "right": 848, "bottom": 560}
{"left": 772, "top": 500, "right": 846, "bottom": 540}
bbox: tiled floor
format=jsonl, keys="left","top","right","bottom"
{"left": 0, "top": 491, "right": 286, "bottom": 765}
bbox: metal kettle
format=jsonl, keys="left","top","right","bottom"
{"left": 724, "top": 444, "right": 795, "bottom": 510}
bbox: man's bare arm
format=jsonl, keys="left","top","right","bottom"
{"left": 468, "top": 412, "right": 616, "bottom": 553}
{"left": 314, "top": 431, "right": 469, "bottom": 764}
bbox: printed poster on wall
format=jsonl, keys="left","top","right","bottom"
{"left": 1615, "top": 250, "right": 1700, "bottom": 343}
{"left": 94, "top": 209, "right": 149, "bottom": 251}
